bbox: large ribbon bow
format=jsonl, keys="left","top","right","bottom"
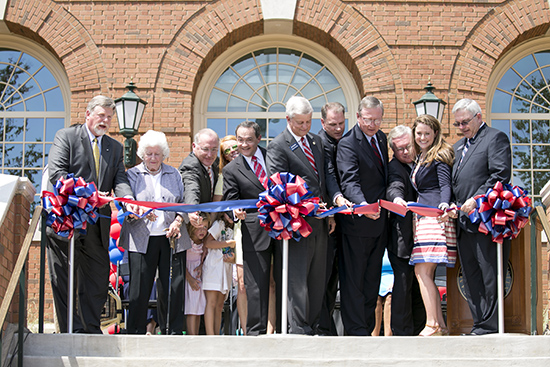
{"left": 257, "top": 172, "right": 319, "bottom": 241}
{"left": 468, "top": 181, "right": 532, "bottom": 243}
{"left": 42, "top": 174, "right": 110, "bottom": 239}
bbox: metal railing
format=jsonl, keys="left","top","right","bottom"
{"left": 0, "top": 206, "right": 43, "bottom": 367}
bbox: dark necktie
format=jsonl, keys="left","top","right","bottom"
{"left": 370, "top": 137, "right": 383, "bottom": 166}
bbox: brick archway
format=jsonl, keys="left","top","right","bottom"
{"left": 448, "top": 0, "right": 550, "bottom": 112}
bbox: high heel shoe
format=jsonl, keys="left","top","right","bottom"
{"left": 420, "top": 324, "right": 443, "bottom": 336}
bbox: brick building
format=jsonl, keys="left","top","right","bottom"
{"left": 0, "top": 0, "right": 548, "bottom": 330}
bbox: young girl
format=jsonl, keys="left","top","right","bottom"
{"left": 185, "top": 214, "right": 209, "bottom": 335}
{"left": 202, "top": 213, "right": 236, "bottom": 335}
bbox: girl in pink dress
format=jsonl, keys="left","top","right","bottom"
{"left": 185, "top": 216, "right": 209, "bottom": 335}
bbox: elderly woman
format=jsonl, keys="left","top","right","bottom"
{"left": 120, "top": 130, "right": 191, "bottom": 335}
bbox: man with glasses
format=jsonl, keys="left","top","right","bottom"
{"left": 179, "top": 128, "right": 219, "bottom": 226}
{"left": 386, "top": 125, "right": 426, "bottom": 335}
{"left": 336, "top": 96, "right": 389, "bottom": 335}
{"left": 451, "top": 98, "right": 511, "bottom": 335}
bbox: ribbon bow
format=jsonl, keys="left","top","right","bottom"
{"left": 257, "top": 172, "right": 319, "bottom": 241}
{"left": 42, "top": 174, "right": 110, "bottom": 239}
{"left": 468, "top": 181, "right": 532, "bottom": 243}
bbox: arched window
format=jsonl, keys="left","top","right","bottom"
{"left": 196, "top": 37, "right": 360, "bottom": 146}
{"left": 488, "top": 40, "right": 550, "bottom": 204}
{"left": 0, "top": 38, "right": 70, "bottom": 209}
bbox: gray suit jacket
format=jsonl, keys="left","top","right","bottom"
{"left": 48, "top": 123, "right": 133, "bottom": 247}
{"left": 266, "top": 128, "right": 341, "bottom": 203}
{"left": 452, "top": 123, "right": 511, "bottom": 233}
{"left": 178, "top": 152, "right": 219, "bottom": 204}
{"left": 223, "top": 148, "right": 272, "bottom": 252}
{"left": 119, "top": 163, "right": 191, "bottom": 254}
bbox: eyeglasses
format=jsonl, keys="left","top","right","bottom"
{"left": 223, "top": 145, "right": 238, "bottom": 155}
{"left": 395, "top": 145, "right": 412, "bottom": 153}
{"left": 199, "top": 146, "right": 218, "bottom": 154}
{"left": 359, "top": 115, "right": 382, "bottom": 126}
{"left": 453, "top": 113, "right": 478, "bottom": 127}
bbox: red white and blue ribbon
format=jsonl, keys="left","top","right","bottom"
{"left": 42, "top": 176, "right": 532, "bottom": 244}
{"left": 257, "top": 172, "right": 319, "bottom": 241}
{"left": 468, "top": 182, "right": 532, "bottom": 243}
{"left": 42, "top": 174, "right": 110, "bottom": 239}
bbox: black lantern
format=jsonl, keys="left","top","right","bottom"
{"left": 115, "top": 81, "right": 147, "bottom": 168}
{"left": 412, "top": 79, "right": 447, "bottom": 122}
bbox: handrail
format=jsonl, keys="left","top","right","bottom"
{"left": 0, "top": 206, "right": 42, "bottom": 328}
{"left": 0, "top": 205, "right": 43, "bottom": 366}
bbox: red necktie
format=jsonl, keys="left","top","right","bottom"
{"left": 370, "top": 137, "right": 383, "bottom": 167}
{"left": 301, "top": 137, "right": 318, "bottom": 176}
{"left": 251, "top": 156, "right": 268, "bottom": 189}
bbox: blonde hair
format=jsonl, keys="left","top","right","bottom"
{"left": 412, "top": 114, "right": 454, "bottom": 167}
{"left": 219, "top": 134, "right": 237, "bottom": 171}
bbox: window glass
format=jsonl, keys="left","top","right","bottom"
{"left": 491, "top": 50, "right": 550, "bottom": 203}
{"left": 0, "top": 49, "right": 66, "bottom": 213}
{"left": 205, "top": 47, "right": 348, "bottom": 145}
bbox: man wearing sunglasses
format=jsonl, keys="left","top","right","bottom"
{"left": 451, "top": 98, "right": 511, "bottom": 335}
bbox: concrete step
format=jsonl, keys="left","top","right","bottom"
{"left": 20, "top": 333, "right": 550, "bottom": 367}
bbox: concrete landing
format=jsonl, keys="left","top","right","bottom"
{"left": 19, "top": 333, "right": 550, "bottom": 366}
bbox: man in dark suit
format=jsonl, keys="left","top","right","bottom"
{"left": 47, "top": 95, "right": 136, "bottom": 333}
{"left": 178, "top": 128, "right": 219, "bottom": 225}
{"left": 317, "top": 102, "right": 346, "bottom": 336}
{"left": 451, "top": 98, "right": 511, "bottom": 335}
{"left": 386, "top": 125, "right": 426, "bottom": 336}
{"left": 266, "top": 96, "right": 345, "bottom": 334}
{"left": 336, "top": 96, "right": 388, "bottom": 336}
{"left": 223, "top": 121, "right": 276, "bottom": 335}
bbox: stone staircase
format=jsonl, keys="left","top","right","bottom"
{"left": 14, "top": 333, "right": 550, "bottom": 366}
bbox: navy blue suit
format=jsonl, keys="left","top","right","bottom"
{"left": 336, "top": 125, "right": 388, "bottom": 335}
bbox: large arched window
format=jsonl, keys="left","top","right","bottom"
{"left": 195, "top": 36, "right": 360, "bottom": 146}
{"left": 488, "top": 39, "right": 550, "bottom": 205}
{"left": 0, "top": 37, "right": 70, "bottom": 209}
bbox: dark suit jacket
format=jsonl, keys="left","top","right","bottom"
{"left": 452, "top": 124, "right": 511, "bottom": 233}
{"left": 413, "top": 159, "right": 452, "bottom": 208}
{"left": 178, "top": 152, "right": 219, "bottom": 204}
{"left": 48, "top": 123, "right": 133, "bottom": 247}
{"left": 337, "top": 125, "right": 388, "bottom": 237}
{"left": 266, "top": 128, "right": 341, "bottom": 203}
{"left": 317, "top": 129, "right": 340, "bottom": 186}
{"left": 223, "top": 148, "right": 272, "bottom": 252}
{"left": 387, "top": 158, "right": 416, "bottom": 259}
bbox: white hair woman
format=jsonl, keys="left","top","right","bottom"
{"left": 120, "top": 130, "right": 191, "bottom": 335}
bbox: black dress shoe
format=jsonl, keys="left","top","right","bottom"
{"left": 460, "top": 332, "right": 478, "bottom": 336}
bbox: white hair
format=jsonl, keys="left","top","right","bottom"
{"left": 137, "top": 130, "right": 170, "bottom": 159}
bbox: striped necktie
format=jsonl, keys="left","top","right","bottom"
{"left": 459, "top": 139, "right": 470, "bottom": 166}
{"left": 207, "top": 166, "right": 214, "bottom": 197}
{"left": 301, "top": 137, "right": 318, "bottom": 176}
{"left": 92, "top": 138, "right": 100, "bottom": 177}
{"left": 252, "top": 156, "right": 268, "bottom": 189}
{"left": 370, "top": 137, "right": 383, "bottom": 166}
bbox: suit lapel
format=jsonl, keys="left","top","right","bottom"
{"left": 79, "top": 125, "right": 97, "bottom": 183}
{"left": 99, "top": 136, "right": 112, "bottom": 189}
{"left": 356, "top": 125, "right": 384, "bottom": 175}
{"left": 454, "top": 125, "right": 488, "bottom": 180}
{"left": 284, "top": 129, "right": 318, "bottom": 179}
{"left": 238, "top": 154, "right": 265, "bottom": 191}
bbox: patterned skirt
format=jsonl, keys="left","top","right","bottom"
{"left": 409, "top": 215, "right": 457, "bottom": 267}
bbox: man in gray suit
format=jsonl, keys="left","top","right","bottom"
{"left": 178, "top": 128, "right": 219, "bottom": 226}
{"left": 451, "top": 98, "right": 511, "bottom": 335}
{"left": 47, "top": 95, "right": 137, "bottom": 333}
{"left": 223, "top": 121, "right": 276, "bottom": 335}
{"left": 266, "top": 96, "right": 345, "bottom": 334}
